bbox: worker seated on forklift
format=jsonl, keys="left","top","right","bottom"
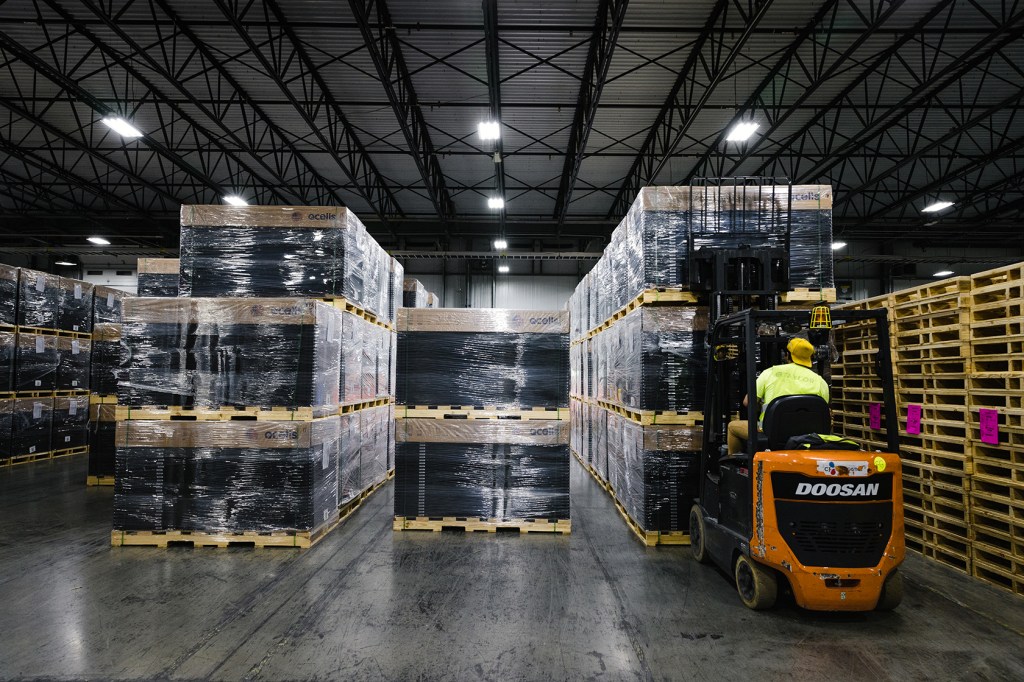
{"left": 727, "top": 337, "right": 829, "bottom": 455}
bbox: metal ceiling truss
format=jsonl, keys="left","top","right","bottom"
{"left": 212, "top": 0, "right": 402, "bottom": 225}
{"left": 0, "top": 3, "right": 286, "bottom": 207}
{"left": 553, "top": 0, "right": 629, "bottom": 227}
{"left": 482, "top": 0, "right": 506, "bottom": 237}
{"left": 607, "top": 0, "right": 776, "bottom": 218}
{"left": 348, "top": 0, "right": 455, "bottom": 222}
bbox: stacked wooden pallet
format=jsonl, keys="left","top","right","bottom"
{"left": 890, "top": 277, "right": 973, "bottom": 574}
{"left": 965, "top": 263, "right": 1024, "bottom": 596}
{"left": 832, "top": 293, "right": 895, "bottom": 453}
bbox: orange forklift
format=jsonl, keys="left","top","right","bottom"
{"left": 689, "top": 307, "right": 905, "bottom": 611}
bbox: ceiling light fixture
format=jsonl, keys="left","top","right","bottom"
{"left": 831, "top": 241, "right": 847, "bottom": 251}
{"left": 493, "top": 239, "right": 508, "bottom": 250}
{"left": 223, "top": 195, "right": 248, "bottom": 207}
{"left": 87, "top": 236, "right": 110, "bottom": 245}
{"left": 497, "top": 264, "right": 510, "bottom": 274}
{"left": 725, "top": 121, "right": 759, "bottom": 142}
{"left": 487, "top": 196, "right": 505, "bottom": 210}
{"left": 101, "top": 117, "right": 144, "bottom": 138}
{"left": 54, "top": 261, "right": 77, "bottom": 267}
{"left": 921, "top": 200, "right": 954, "bottom": 213}
{"left": 933, "top": 269, "right": 954, "bottom": 277}
{"left": 478, "top": 120, "right": 501, "bottom": 140}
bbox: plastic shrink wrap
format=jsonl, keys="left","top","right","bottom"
{"left": 0, "top": 329, "right": 14, "bottom": 392}
{"left": 52, "top": 394, "right": 89, "bottom": 450}
{"left": 93, "top": 286, "right": 131, "bottom": 324}
{"left": 569, "top": 185, "right": 833, "bottom": 336}
{"left": 600, "top": 409, "right": 701, "bottom": 532}
{"left": 17, "top": 268, "right": 58, "bottom": 329}
{"left": 90, "top": 323, "right": 127, "bottom": 397}
{"left": 137, "top": 258, "right": 180, "bottom": 297}
{"left": 338, "top": 406, "right": 391, "bottom": 505}
{"left": 178, "top": 205, "right": 392, "bottom": 321}
{"left": 389, "top": 259, "right": 404, "bottom": 323}
{"left": 0, "top": 264, "right": 17, "bottom": 325}
{"left": 394, "top": 419, "right": 570, "bottom": 521}
{"left": 57, "top": 278, "right": 93, "bottom": 333}
{"left": 426, "top": 292, "right": 440, "bottom": 308}
{"left": 396, "top": 309, "right": 569, "bottom": 409}
{"left": 89, "top": 404, "right": 117, "bottom": 479}
{"left": 593, "top": 306, "right": 707, "bottom": 413}
{"left": 56, "top": 335, "right": 91, "bottom": 391}
{"left": 15, "top": 332, "right": 57, "bottom": 392}
{"left": 339, "top": 312, "right": 392, "bottom": 404}
{"left": 113, "top": 417, "right": 340, "bottom": 533}
{"left": 402, "top": 278, "right": 429, "bottom": 308}
{"left": 0, "top": 398, "right": 12, "bottom": 457}
{"left": 10, "top": 397, "right": 52, "bottom": 457}
{"left": 119, "top": 298, "right": 341, "bottom": 410}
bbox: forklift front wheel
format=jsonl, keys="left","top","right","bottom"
{"left": 875, "top": 570, "right": 903, "bottom": 611}
{"left": 689, "top": 505, "right": 710, "bottom": 564}
{"left": 734, "top": 555, "right": 778, "bottom": 610}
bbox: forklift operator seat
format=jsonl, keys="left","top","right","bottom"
{"left": 761, "top": 395, "right": 831, "bottom": 450}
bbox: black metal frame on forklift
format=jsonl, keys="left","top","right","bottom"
{"left": 701, "top": 306, "right": 900, "bottom": 467}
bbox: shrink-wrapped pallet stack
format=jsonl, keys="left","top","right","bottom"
{"left": 832, "top": 262, "right": 1024, "bottom": 597}
{"left": 112, "top": 206, "right": 399, "bottom": 548}
{"left": 569, "top": 184, "right": 835, "bottom": 544}
{"left": 86, "top": 286, "right": 132, "bottom": 485}
{"left": 394, "top": 308, "right": 571, "bottom": 533}
{"left": 1, "top": 264, "right": 94, "bottom": 467}
{"left": 136, "top": 258, "right": 180, "bottom": 297}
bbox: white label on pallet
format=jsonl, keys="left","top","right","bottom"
{"left": 29, "top": 445, "right": 36, "bottom": 454}
{"left": 64, "top": 435, "right": 71, "bottom": 443}
{"left": 322, "top": 446, "right": 329, "bottom": 470}
{"left": 69, "top": 401, "right": 77, "bottom": 416}
{"left": 106, "top": 293, "right": 114, "bottom": 308}
{"left": 35, "top": 336, "right": 44, "bottom": 353}
{"left": 35, "top": 275, "right": 45, "bottom": 292}
{"left": 72, "top": 339, "right": 80, "bottom": 354}
{"left": 33, "top": 402, "right": 42, "bottom": 419}
{"left": 71, "top": 379, "right": 79, "bottom": 387}
{"left": 74, "top": 283, "right": 82, "bottom": 299}
{"left": 34, "top": 379, "right": 42, "bottom": 387}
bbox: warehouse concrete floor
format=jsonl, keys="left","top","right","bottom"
{"left": 1, "top": 457, "right": 1023, "bottom": 681}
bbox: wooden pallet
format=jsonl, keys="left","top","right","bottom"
{"left": 1, "top": 450, "right": 54, "bottom": 467}
{"left": 111, "top": 515, "right": 341, "bottom": 549}
{"left": 969, "top": 262, "right": 1024, "bottom": 292}
{"left": 971, "top": 539, "right": 1024, "bottom": 597}
{"left": 397, "top": 405, "right": 568, "bottom": 421}
{"left": 90, "top": 394, "right": 118, "bottom": 405}
{"left": 596, "top": 399, "right": 702, "bottom": 426}
{"left": 86, "top": 475, "right": 116, "bottom": 486}
{"left": 114, "top": 405, "right": 327, "bottom": 421}
{"left": 339, "top": 397, "right": 393, "bottom": 413}
{"left": 778, "top": 287, "right": 837, "bottom": 303}
{"left": 53, "top": 389, "right": 90, "bottom": 397}
{"left": 393, "top": 516, "right": 571, "bottom": 535}
{"left": 52, "top": 445, "right": 89, "bottom": 459}
{"left": 316, "top": 297, "right": 394, "bottom": 331}
{"left": 890, "top": 277, "right": 971, "bottom": 306}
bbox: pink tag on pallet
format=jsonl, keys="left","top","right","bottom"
{"left": 979, "top": 409, "right": 999, "bottom": 445}
{"left": 906, "top": 404, "right": 922, "bottom": 435}
{"left": 869, "top": 403, "right": 882, "bottom": 430}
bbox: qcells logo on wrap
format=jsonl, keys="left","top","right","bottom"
{"left": 528, "top": 315, "right": 559, "bottom": 325}
{"left": 265, "top": 430, "right": 299, "bottom": 441}
{"left": 290, "top": 211, "right": 302, "bottom": 222}
{"left": 307, "top": 212, "right": 337, "bottom": 221}
{"left": 529, "top": 428, "right": 556, "bottom": 437}
{"left": 509, "top": 314, "right": 524, "bottom": 325}
{"left": 249, "top": 304, "right": 265, "bottom": 316}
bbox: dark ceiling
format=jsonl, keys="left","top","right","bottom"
{"left": 0, "top": 0, "right": 1022, "bottom": 254}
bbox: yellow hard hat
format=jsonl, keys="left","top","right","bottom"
{"left": 787, "top": 338, "right": 815, "bottom": 367}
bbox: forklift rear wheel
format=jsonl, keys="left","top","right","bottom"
{"left": 734, "top": 555, "right": 778, "bottom": 610}
{"left": 689, "top": 505, "right": 710, "bottom": 564}
{"left": 875, "top": 570, "right": 903, "bottom": 611}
